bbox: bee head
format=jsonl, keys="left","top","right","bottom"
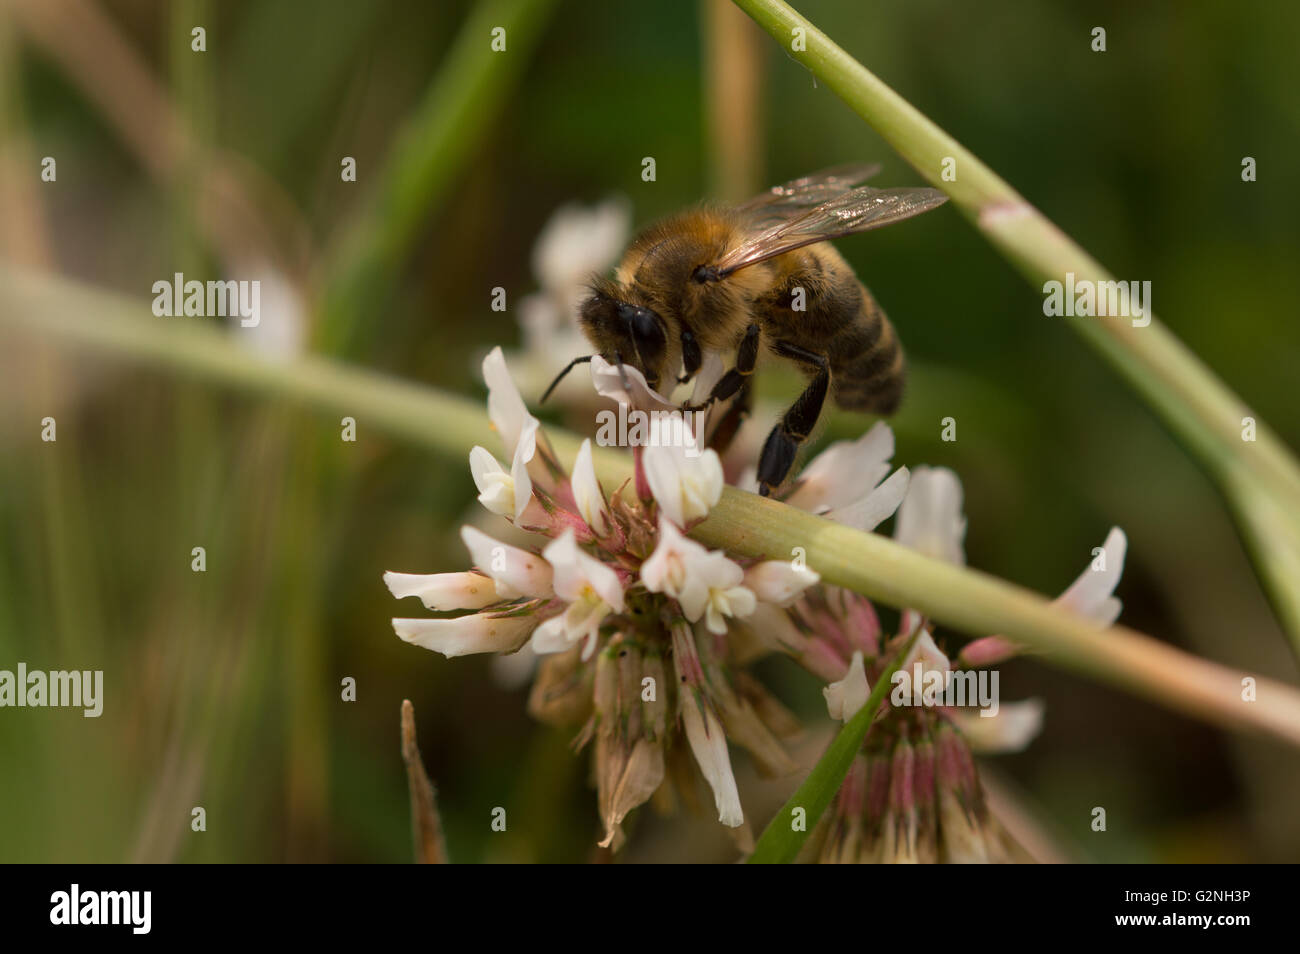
{"left": 579, "top": 286, "right": 669, "bottom": 392}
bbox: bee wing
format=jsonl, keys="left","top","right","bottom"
{"left": 714, "top": 183, "right": 949, "bottom": 277}
{"left": 735, "top": 163, "right": 883, "bottom": 222}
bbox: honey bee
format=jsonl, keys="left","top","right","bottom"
{"left": 545, "top": 164, "right": 948, "bottom": 496}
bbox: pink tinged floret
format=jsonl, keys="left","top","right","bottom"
{"left": 958, "top": 634, "right": 1018, "bottom": 668}
{"left": 865, "top": 752, "right": 892, "bottom": 826}
{"left": 670, "top": 622, "right": 707, "bottom": 688}
{"left": 889, "top": 736, "right": 916, "bottom": 814}
{"left": 839, "top": 591, "right": 882, "bottom": 655}
{"left": 838, "top": 755, "right": 868, "bottom": 815}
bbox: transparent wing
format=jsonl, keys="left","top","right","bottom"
{"left": 715, "top": 183, "right": 949, "bottom": 276}
{"left": 735, "top": 163, "right": 882, "bottom": 224}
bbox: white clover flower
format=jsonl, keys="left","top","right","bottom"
{"left": 822, "top": 467, "right": 910, "bottom": 531}
{"left": 893, "top": 465, "right": 967, "bottom": 565}
{"left": 680, "top": 693, "right": 744, "bottom": 828}
{"left": 640, "top": 517, "right": 707, "bottom": 611}
{"left": 670, "top": 623, "right": 744, "bottom": 828}
{"left": 393, "top": 611, "right": 539, "bottom": 659}
{"left": 482, "top": 347, "right": 547, "bottom": 521}
{"left": 531, "top": 530, "right": 625, "bottom": 660}
{"left": 383, "top": 570, "right": 501, "bottom": 610}
{"left": 824, "top": 650, "right": 871, "bottom": 723}
{"left": 786, "top": 421, "right": 896, "bottom": 513}
{"left": 233, "top": 262, "right": 306, "bottom": 361}
{"left": 642, "top": 518, "right": 755, "bottom": 634}
{"left": 1053, "top": 526, "right": 1126, "bottom": 626}
{"left": 688, "top": 350, "right": 727, "bottom": 406}
{"left": 777, "top": 421, "right": 910, "bottom": 530}
{"left": 742, "top": 559, "right": 820, "bottom": 607}
{"left": 701, "top": 572, "right": 757, "bottom": 635}
{"left": 531, "top": 198, "right": 632, "bottom": 299}
{"left": 509, "top": 200, "right": 632, "bottom": 402}
{"left": 643, "top": 439, "right": 724, "bottom": 528}
{"left": 469, "top": 445, "right": 516, "bottom": 517}
{"left": 483, "top": 346, "right": 537, "bottom": 460}
{"left": 590, "top": 355, "right": 677, "bottom": 413}
{"left": 460, "top": 526, "right": 554, "bottom": 599}
{"left": 571, "top": 439, "right": 612, "bottom": 536}
{"left": 902, "top": 628, "right": 951, "bottom": 675}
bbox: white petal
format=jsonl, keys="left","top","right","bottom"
{"left": 641, "top": 518, "right": 697, "bottom": 597}
{"left": 1054, "top": 527, "right": 1126, "bottom": 626}
{"left": 532, "top": 199, "right": 631, "bottom": 294}
{"left": 823, "top": 651, "right": 871, "bottom": 722}
{"left": 893, "top": 466, "right": 966, "bottom": 565}
{"left": 720, "top": 585, "right": 756, "bottom": 619}
{"left": 232, "top": 262, "right": 306, "bottom": 361}
{"left": 590, "top": 355, "right": 676, "bottom": 412}
{"left": 785, "top": 421, "right": 895, "bottom": 513}
{"left": 483, "top": 346, "right": 539, "bottom": 460}
{"left": 459, "top": 526, "right": 553, "bottom": 598}
{"left": 490, "top": 642, "right": 538, "bottom": 689}
{"left": 901, "top": 628, "right": 950, "bottom": 677}
{"left": 744, "top": 560, "right": 820, "bottom": 607}
{"left": 644, "top": 442, "right": 723, "bottom": 527}
{"left": 529, "top": 615, "right": 573, "bottom": 655}
{"left": 469, "top": 446, "right": 515, "bottom": 517}
{"left": 510, "top": 419, "right": 538, "bottom": 521}
{"left": 571, "top": 439, "right": 612, "bottom": 535}
{"left": 949, "top": 698, "right": 1046, "bottom": 754}
{"left": 383, "top": 570, "right": 501, "bottom": 610}
{"left": 697, "top": 548, "right": 746, "bottom": 589}
{"left": 679, "top": 694, "right": 744, "bottom": 828}
{"left": 824, "top": 466, "right": 910, "bottom": 531}
{"left": 393, "top": 612, "right": 536, "bottom": 657}
{"left": 542, "top": 530, "right": 625, "bottom": 612}
{"left": 688, "top": 350, "right": 726, "bottom": 407}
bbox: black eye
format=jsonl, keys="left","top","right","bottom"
{"left": 618, "top": 304, "right": 666, "bottom": 374}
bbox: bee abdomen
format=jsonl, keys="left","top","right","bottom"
{"left": 829, "top": 291, "right": 905, "bottom": 415}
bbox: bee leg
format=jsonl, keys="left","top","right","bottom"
{"left": 682, "top": 323, "right": 759, "bottom": 411}
{"left": 706, "top": 378, "right": 751, "bottom": 455}
{"left": 677, "top": 328, "right": 702, "bottom": 384}
{"left": 757, "top": 342, "right": 830, "bottom": 497}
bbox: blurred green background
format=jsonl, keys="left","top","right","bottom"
{"left": 1, "top": 0, "right": 1298, "bottom": 862}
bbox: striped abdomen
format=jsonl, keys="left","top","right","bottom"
{"left": 759, "top": 247, "right": 906, "bottom": 415}
{"left": 825, "top": 281, "right": 905, "bottom": 415}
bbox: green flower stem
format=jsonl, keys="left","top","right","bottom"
{"left": 730, "top": 0, "right": 1300, "bottom": 654}
{"left": 748, "top": 630, "right": 919, "bottom": 864}
{"left": 7, "top": 264, "right": 1300, "bottom": 749}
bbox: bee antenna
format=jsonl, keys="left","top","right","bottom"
{"left": 541, "top": 355, "right": 594, "bottom": 404}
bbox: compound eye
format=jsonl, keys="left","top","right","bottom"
{"left": 617, "top": 303, "right": 666, "bottom": 373}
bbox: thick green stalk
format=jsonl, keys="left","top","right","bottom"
{"left": 730, "top": 0, "right": 1300, "bottom": 653}
{"left": 6, "top": 265, "right": 1300, "bottom": 748}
